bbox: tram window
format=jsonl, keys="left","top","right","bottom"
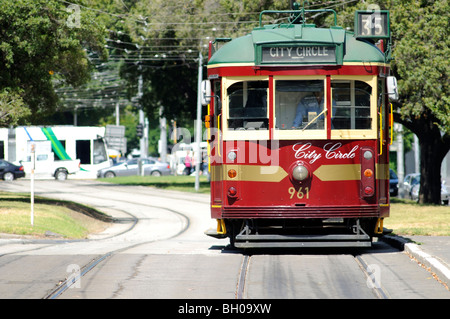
{"left": 213, "top": 80, "right": 221, "bottom": 115}
{"left": 275, "top": 80, "right": 325, "bottom": 130}
{"left": 227, "top": 81, "right": 268, "bottom": 130}
{"left": 331, "top": 80, "right": 372, "bottom": 130}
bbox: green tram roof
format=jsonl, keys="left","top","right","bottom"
{"left": 208, "top": 24, "right": 386, "bottom": 66}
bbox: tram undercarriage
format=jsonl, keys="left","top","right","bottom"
{"left": 207, "top": 218, "right": 382, "bottom": 248}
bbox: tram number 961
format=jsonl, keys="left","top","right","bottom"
{"left": 288, "top": 186, "right": 310, "bottom": 200}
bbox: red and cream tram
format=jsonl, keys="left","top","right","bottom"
{"left": 203, "top": 7, "right": 398, "bottom": 248}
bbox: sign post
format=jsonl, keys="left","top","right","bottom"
{"left": 30, "top": 144, "right": 35, "bottom": 227}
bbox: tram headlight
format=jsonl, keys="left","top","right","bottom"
{"left": 292, "top": 165, "right": 309, "bottom": 181}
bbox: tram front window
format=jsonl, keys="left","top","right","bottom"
{"left": 227, "top": 81, "right": 268, "bottom": 130}
{"left": 275, "top": 80, "right": 325, "bottom": 130}
{"left": 331, "top": 80, "right": 372, "bottom": 130}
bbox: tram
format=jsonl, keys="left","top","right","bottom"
{"left": 203, "top": 5, "right": 398, "bottom": 248}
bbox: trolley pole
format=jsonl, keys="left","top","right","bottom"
{"left": 195, "top": 50, "right": 203, "bottom": 191}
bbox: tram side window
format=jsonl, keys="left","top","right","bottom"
{"left": 227, "top": 81, "right": 268, "bottom": 130}
{"left": 331, "top": 81, "right": 372, "bottom": 130}
{"left": 275, "top": 80, "right": 325, "bottom": 130}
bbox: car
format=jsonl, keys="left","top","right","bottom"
{"left": 400, "top": 173, "right": 421, "bottom": 199}
{"left": 97, "top": 158, "right": 171, "bottom": 178}
{"left": 0, "top": 159, "right": 25, "bottom": 181}
{"left": 389, "top": 169, "right": 398, "bottom": 197}
{"left": 410, "top": 177, "right": 450, "bottom": 205}
{"left": 402, "top": 173, "right": 450, "bottom": 205}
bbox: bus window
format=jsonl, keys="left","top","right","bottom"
{"left": 275, "top": 80, "right": 325, "bottom": 130}
{"left": 331, "top": 80, "right": 372, "bottom": 130}
{"left": 227, "top": 81, "right": 268, "bottom": 130}
{"left": 93, "top": 138, "right": 108, "bottom": 164}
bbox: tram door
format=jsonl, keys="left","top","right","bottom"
{"left": 209, "top": 80, "right": 223, "bottom": 210}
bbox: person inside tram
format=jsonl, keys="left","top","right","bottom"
{"left": 291, "top": 89, "right": 325, "bottom": 129}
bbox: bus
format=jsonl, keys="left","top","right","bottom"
{"left": 0, "top": 126, "right": 110, "bottom": 179}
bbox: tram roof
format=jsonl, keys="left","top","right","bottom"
{"left": 208, "top": 23, "right": 386, "bottom": 66}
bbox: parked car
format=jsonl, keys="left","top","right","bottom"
{"left": 389, "top": 169, "right": 398, "bottom": 197}
{"left": 0, "top": 159, "right": 25, "bottom": 181}
{"left": 97, "top": 158, "right": 171, "bottom": 178}
{"left": 410, "top": 178, "right": 450, "bottom": 205}
{"left": 401, "top": 173, "right": 421, "bottom": 199}
{"left": 402, "top": 173, "right": 450, "bottom": 205}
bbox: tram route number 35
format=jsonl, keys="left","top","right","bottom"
{"left": 288, "top": 186, "right": 310, "bottom": 200}
{"left": 355, "top": 11, "right": 389, "bottom": 39}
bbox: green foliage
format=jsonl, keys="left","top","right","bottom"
{"left": 0, "top": 89, "right": 31, "bottom": 127}
{"left": 0, "top": 0, "right": 107, "bottom": 124}
{"left": 388, "top": 0, "right": 449, "bottom": 135}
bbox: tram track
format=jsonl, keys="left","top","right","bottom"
{"left": 232, "top": 249, "right": 393, "bottom": 299}
{"left": 0, "top": 180, "right": 195, "bottom": 299}
{"left": 41, "top": 200, "right": 191, "bottom": 299}
{"left": 353, "top": 253, "right": 391, "bottom": 299}
{"left": 236, "top": 254, "right": 251, "bottom": 299}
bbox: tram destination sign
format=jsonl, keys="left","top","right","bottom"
{"left": 260, "top": 46, "right": 336, "bottom": 64}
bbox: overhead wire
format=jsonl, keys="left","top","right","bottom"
{"left": 56, "top": 0, "right": 360, "bottom": 111}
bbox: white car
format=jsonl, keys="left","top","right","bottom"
{"left": 407, "top": 174, "right": 450, "bottom": 205}
{"left": 97, "top": 158, "right": 171, "bottom": 178}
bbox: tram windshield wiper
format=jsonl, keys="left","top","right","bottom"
{"left": 302, "top": 109, "right": 327, "bottom": 131}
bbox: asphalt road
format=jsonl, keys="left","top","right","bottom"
{"left": 0, "top": 179, "right": 448, "bottom": 302}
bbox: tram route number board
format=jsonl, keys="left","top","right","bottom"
{"left": 355, "top": 10, "right": 390, "bottom": 39}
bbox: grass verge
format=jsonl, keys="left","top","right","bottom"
{"left": 0, "top": 192, "right": 110, "bottom": 239}
{"left": 385, "top": 198, "right": 450, "bottom": 236}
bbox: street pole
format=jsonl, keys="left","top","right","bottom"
{"left": 30, "top": 144, "right": 35, "bottom": 227}
{"left": 137, "top": 60, "right": 146, "bottom": 175}
{"left": 195, "top": 50, "right": 203, "bottom": 191}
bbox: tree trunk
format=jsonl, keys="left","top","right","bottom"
{"left": 394, "top": 107, "right": 450, "bottom": 205}
{"left": 416, "top": 112, "right": 448, "bottom": 205}
{"left": 419, "top": 136, "right": 444, "bottom": 204}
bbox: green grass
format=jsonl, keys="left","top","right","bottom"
{"left": 385, "top": 198, "right": 450, "bottom": 236}
{"left": 0, "top": 193, "right": 108, "bottom": 239}
{"left": 99, "top": 175, "right": 211, "bottom": 193}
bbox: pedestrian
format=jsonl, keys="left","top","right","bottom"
{"left": 184, "top": 152, "right": 192, "bottom": 175}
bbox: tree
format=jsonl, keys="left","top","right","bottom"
{"left": 0, "top": 0, "right": 107, "bottom": 125}
{"left": 387, "top": 0, "right": 450, "bottom": 204}
{"left": 0, "top": 89, "right": 31, "bottom": 126}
